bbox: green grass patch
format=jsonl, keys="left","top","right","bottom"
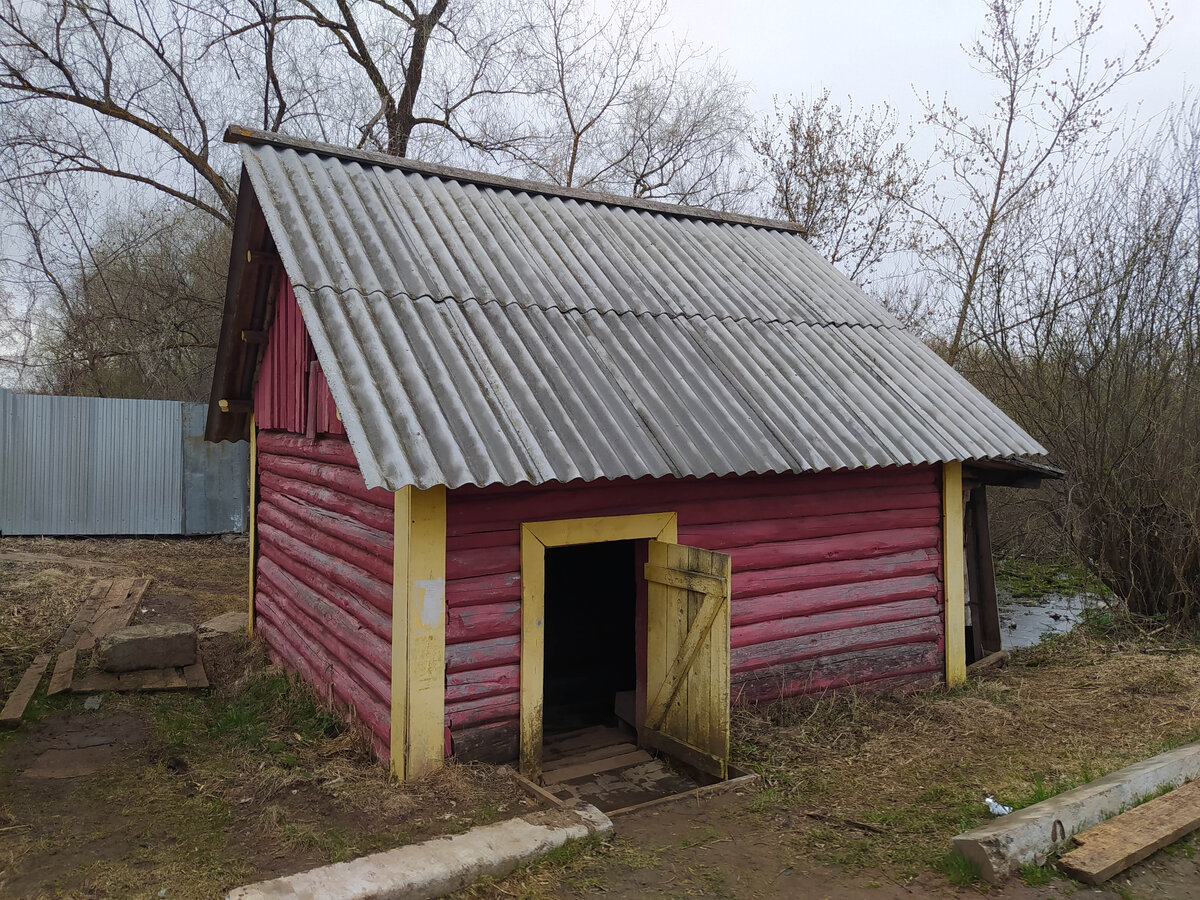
{"left": 934, "top": 850, "right": 981, "bottom": 886}
{"left": 995, "top": 557, "right": 1110, "bottom": 601}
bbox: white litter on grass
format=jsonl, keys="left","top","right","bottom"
{"left": 985, "top": 796, "right": 1013, "bottom": 816}
{"left": 83, "top": 695, "right": 103, "bottom": 710}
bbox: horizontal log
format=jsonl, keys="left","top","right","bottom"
{"left": 451, "top": 719, "right": 519, "bottom": 764}
{"left": 444, "top": 691, "right": 520, "bottom": 729}
{"left": 732, "top": 595, "right": 940, "bottom": 649}
{"left": 263, "top": 488, "right": 392, "bottom": 577}
{"left": 684, "top": 507, "right": 940, "bottom": 551}
{"left": 259, "top": 500, "right": 393, "bottom": 592}
{"left": 732, "top": 574, "right": 940, "bottom": 627}
{"left": 257, "top": 535, "right": 391, "bottom": 641}
{"left": 259, "top": 452, "right": 393, "bottom": 511}
{"left": 447, "top": 601, "right": 520, "bottom": 645}
{"left": 257, "top": 584, "right": 391, "bottom": 707}
{"left": 255, "top": 604, "right": 390, "bottom": 746}
{"left": 446, "top": 665, "right": 520, "bottom": 702}
{"left": 447, "top": 528, "right": 521, "bottom": 553}
{"left": 446, "top": 544, "right": 522, "bottom": 581}
{"left": 725, "top": 527, "right": 939, "bottom": 573}
{"left": 257, "top": 555, "right": 391, "bottom": 677}
{"left": 445, "top": 635, "right": 520, "bottom": 673}
{"left": 446, "top": 572, "right": 521, "bottom": 609}
{"left": 258, "top": 429, "right": 361, "bottom": 469}
{"left": 733, "top": 547, "right": 939, "bottom": 600}
{"left": 258, "top": 519, "right": 392, "bottom": 617}
{"left": 669, "top": 485, "right": 939, "bottom": 528}
{"left": 731, "top": 641, "right": 943, "bottom": 704}
{"left": 259, "top": 470, "right": 394, "bottom": 534}
{"left": 446, "top": 467, "right": 936, "bottom": 536}
{"left": 732, "top": 615, "right": 943, "bottom": 674}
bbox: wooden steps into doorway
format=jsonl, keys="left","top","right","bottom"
{"left": 540, "top": 723, "right": 703, "bottom": 812}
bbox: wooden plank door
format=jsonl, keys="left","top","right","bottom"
{"left": 642, "top": 540, "right": 732, "bottom": 779}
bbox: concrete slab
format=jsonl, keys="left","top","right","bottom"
{"left": 227, "top": 801, "right": 613, "bottom": 900}
{"left": 97, "top": 623, "right": 197, "bottom": 672}
{"left": 199, "top": 611, "right": 247, "bottom": 635}
{"left": 952, "top": 740, "right": 1200, "bottom": 882}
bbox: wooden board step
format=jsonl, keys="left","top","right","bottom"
{"left": 0, "top": 654, "right": 52, "bottom": 726}
{"left": 543, "top": 726, "right": 632, "bottom": 761}
{"left": 47, "top": 648, "right": 78, "bottom": 696}
{"left": 57, "top": 579, "right": 111, "bottom": 651}
{"left": 1058, "top": 780, "right": 1200, "bottom": 884}
{"left": 77, "top": 577, "right": 151, "bottom": 652}
{"left": 542, "top": 743, "right": 641, "bottom": 779}
{"left": 542, "top": 749, "right": 653, "bottom": 785}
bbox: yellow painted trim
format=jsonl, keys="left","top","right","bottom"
{"left": 247, "top": 413, "right": 257, "bottom": 638}
{"left": 519, "top": 511, "right": 677, "bottom": 781}
{"left": 943, "top": 461, "right": 967, "bottom": 687}
{"left": 390, "top": 485, "right": 449, "bottom": 780}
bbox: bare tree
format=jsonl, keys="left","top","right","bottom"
{"left": 916, "top": 0, "right": 1168, "bottom": 364}
{"left": 973, "top": 101, "right": 1200, "bottom": 623}
{"left": 752, "top": 90, "right": 921, "bottom": 286}
{"left": 503, "top": 0, "right": 751, "bottom": 207}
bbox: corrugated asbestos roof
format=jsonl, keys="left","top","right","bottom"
{"left": 222, "top": 128, "right": 1046, "bottom": 491}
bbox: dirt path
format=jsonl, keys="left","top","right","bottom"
{"left": 477, "top": 790, "right": 1200, "bottom": 899}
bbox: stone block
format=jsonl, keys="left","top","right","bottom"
{"left": 97, "top": 623, "right": 198, "bottom": 672}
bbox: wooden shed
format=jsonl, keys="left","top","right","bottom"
{"left": 207, "top": 127, "right": 1050, "bottom": 784}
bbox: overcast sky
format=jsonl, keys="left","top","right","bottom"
{"left": 661, "top": 0, "right": 1197, "bottom": 129}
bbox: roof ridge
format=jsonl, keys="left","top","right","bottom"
{"left": 226, "top": 125, "right": 808, "bottom": 236}
{"left": 291, "top": 282, "right": 903, "bottom": 331}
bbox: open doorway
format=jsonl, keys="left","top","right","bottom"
{"left": 542, "top": 539, "right": 637, "bottom": 735}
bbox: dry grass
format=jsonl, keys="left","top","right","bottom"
{"left": 0, "top": 537, "right": 534, "bottom": 897}
{"left": 734, "top": 629, "right": 1200, "bottom": 879}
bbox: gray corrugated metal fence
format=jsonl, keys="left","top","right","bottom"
{"left": 0, "top": 389, "right": 247, "bottom": 536}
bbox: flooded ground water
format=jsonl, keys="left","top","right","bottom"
{"left": 994, "top": 560, "right": 1115, "bottom": 649}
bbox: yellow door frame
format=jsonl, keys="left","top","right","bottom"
{"left": 519, "top": 511, "right": 678, "bottom": 780}
{"left": 943, "top": 461, "right": 967, "bottom": 688}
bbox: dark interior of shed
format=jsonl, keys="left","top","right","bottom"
{"left": 543, "top": 539, "right": 637, "bottom": 735}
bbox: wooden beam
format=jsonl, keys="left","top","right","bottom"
{"left": 218, "top": 399, "right": 253, "bottom": 413}
{"left": 970, "top": 486, "right": 1003, "bottom": 654}
{"left": 247, "top": 412, "right": 258, "bottom": 638}
{"left": 241, "top": 329, "right": 268, "bottom": 344}
{"left": 518, "top": 525, "right": 546, "bottom": 782}
{"left": 943, "top": 461, "right": 967, "bottom": 687}
{"left": 1058, "top": 780, "right": 1200, "bottom": 884}
{"left": 0, "top": 654, "right": 51, "bottom": 726}
{"left": 391, "top": 485, "right": 448, "bottom": 781}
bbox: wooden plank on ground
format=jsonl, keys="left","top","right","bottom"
{"left": 78, "top": 577, "right": 150, "bottom": 651}
{"left": 542, "top": 726, "right": 631, "bottom": 760}
{"left": 57, "top": 579, "right": 111, "bottom": 651}
{"left": 1057, "top": 780, "right": 1200, "bottom": 884}
{"left": 542, "top": 749, "right": 652, "bottom": 785}
{"left": 71, "top": 667, "right": 190, "bottom": 693}
{"left": 47, "top": 648, "right": 78, "bottom": 696}
{"left": 182, "top": 660, "right": 209, "bottom": 688}
{"left": 0, "top": 654, "right": 52, "bottom": 726}
{"left": 542, "top": 743, "right": 641, "bottom": 779}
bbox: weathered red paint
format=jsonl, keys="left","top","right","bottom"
{"left": 255, "top": 282, "right": 345, "bottom": 436}
{"left": 443, "top": 467, "right": 946, "bottom": 761}
{"left": 254, "top": 427, "right": 394, "bottom": 762}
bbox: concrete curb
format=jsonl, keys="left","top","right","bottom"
{"left": 227, "top": 801, "right": 612, "bottom": 900}
{"left": 952, "top": 740, "right": 1200, "bottom": 882}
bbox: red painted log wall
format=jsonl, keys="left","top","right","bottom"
{"left": 444, "top": 467, "right": 945, "bottom": 762}
{"left": 255, "top": 280, "right": 345, "bottom": 436}
{"left": 253, "top": 429, "right": 393, "bottom": 762}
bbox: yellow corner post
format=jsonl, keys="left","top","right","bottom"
{"left": 391, "top": 485, "right": 448, "bottom": 781}
{"left": 942, "top": 461, "right": 966, "bottom": 687}
{"left": 247, "top": 413, "right": 257, "bottom": 637}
